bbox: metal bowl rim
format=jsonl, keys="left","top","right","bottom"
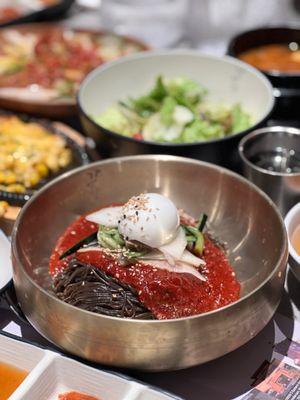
{"left": 12, "top": 154, "right": 288, "bottom": 324}
{"left": 239, "top": 125, "right": 300, "bottom": 177}
{"left": 77, "top": 49, "right": 275, "bottom": 147}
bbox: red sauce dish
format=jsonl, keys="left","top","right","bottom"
{"left": 58, "top": 392, "right": 100, "bottom": 400}
{"left": 50, "top": 193, "right": 240, "bottom": 320}
{"left": 0, "top": 25, "right": 148, "bottom": 100}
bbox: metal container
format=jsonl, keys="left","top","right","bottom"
{"left": 78, "top": 50, "right": 274, "bottom": 170}
{"left": 239, "top": 126, "right": 300, "bottom": 216}
{"left": 12, "top": 155, "right": 288, "bottom": 371}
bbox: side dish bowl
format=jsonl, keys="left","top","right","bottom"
{"left": 284, "top": 202, "right": 300, "bottom": 281}
{"left": 227, "top": 26, "right": 300, "bottom": 119}
{"left": 78, "top": 50, "right": 274, "bottom": 169}
{"left": 12, "top": 155, "right": 288, "bottom": 371}
{"left": 0, "top": 114, "right": 89, "bottom": 206}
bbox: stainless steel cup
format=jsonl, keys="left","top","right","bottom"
{"left": 239, "top": 126, "right": 300, "bottom": 216}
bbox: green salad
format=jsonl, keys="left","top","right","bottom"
{"left": 94, "top": 76, "right": 251, "bottom": 143}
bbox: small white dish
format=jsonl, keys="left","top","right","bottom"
{"left": 0, "top": 334, "right": 180, "bottom": 400}
{"left": 0, "top": 229, "right": 13, "bottom": 292}
{"left": 284, "top": 202, "right": 300, "bottom": 281}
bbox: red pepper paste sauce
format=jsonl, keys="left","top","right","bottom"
{"left": 49, "top": 216, "right": 240, "bottom": 320}
{"left": 58, "top": 392, "right": 100, "bottom": 400}
{"left": 0, "top": 30, "right": 103, "bottom": 90}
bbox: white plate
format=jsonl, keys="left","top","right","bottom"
{"left": 0, "top": 229, "right": 13, "bottom": 292}
{"left": 0, "top": 334, "right": 181, "bottom": 400}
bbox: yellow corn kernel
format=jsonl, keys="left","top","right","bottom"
{"left": 4, "top": 172, "right": 17, "bottom": 185}
{"left": 0, "top": 171, "right": 6, "bottom": 183}
{"left": 35, "top": 163, "right": 49, "bottom": 178}
{"left": 5, "top": 184, "right": 25, "bottom": 193}
{"left": 45, "top": 154, "right": 59, "bottom": 172}
{"left": 24, "top": 171, "right": 41, "bottom": 188}
{"left": 58, "top": 149, "right": 72, "bottom": 168}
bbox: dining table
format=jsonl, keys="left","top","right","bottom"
{"left": 1, "top": 2, "right": 300, "bottom": 399}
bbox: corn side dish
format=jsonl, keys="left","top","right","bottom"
{"left": 0, "top": 200, "right": 8, "bottom": 217}
{"left": 0, "top": 116, "right": 72, "bottom": 193}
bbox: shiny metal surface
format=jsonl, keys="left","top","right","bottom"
{"left": 12, "top": 155, "right": 288, "bottom": 371}
{"left": 239, "top": 126, "right": 300, "bottom": 216}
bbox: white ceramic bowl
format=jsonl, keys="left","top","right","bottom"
{"left": 78, "top": 50, "right": 275, "bottom": 168}
{"left": 284, "top": 202, "right": 300, "bottom": 281}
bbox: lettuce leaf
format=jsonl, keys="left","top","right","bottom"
{"left": 160, "top": 96, "right": 177, "bottom": 126}
{"left": 231, "top": 104, "right": 251, "bottom": 133}
{"left": 182, "top": 118, "right": 225, "bottom": 142}
{"left": 94, "top": 106, "right": 140, "bottom": 136}
{"left": 166, "top": 77, "right": 206, "bottom": 109}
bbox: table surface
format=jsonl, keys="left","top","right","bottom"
{"left": 1, "top": 4, "right": 300, "bottom": 400}
{"left": 0, "top": 268, "right": 299, "bottom": 400}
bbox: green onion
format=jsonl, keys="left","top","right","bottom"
{"left": 125, "top": 250, "right": 146, "bottom": 260}
{"left": 186, "top": 235, "right": 197, "bottom": 243}
{"left": 182, "top": 224, "right": 205, "bottom": 255}
{"left": 97, "top": 225, "right": 124, "bottom": 250}
{"left": 113, "top": 233, "right": 125, "bottom": 246}
{"left": 184, "top": 226, "right": 200, "bottom": 236}
{"left": 197, "top": 213, "right": 208, "bottom": 232}
{"left": 100, "top": 233, "right": 120, "bottom": 249}
{"left": 194, "top": 232, "right": 205, "bottom": 255}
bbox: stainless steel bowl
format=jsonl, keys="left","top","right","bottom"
{"left": 239, "top": 126, "right": 300, "bottom": 216}
{"left": 12, "top": 155, "right": 288, "bottom": 371}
